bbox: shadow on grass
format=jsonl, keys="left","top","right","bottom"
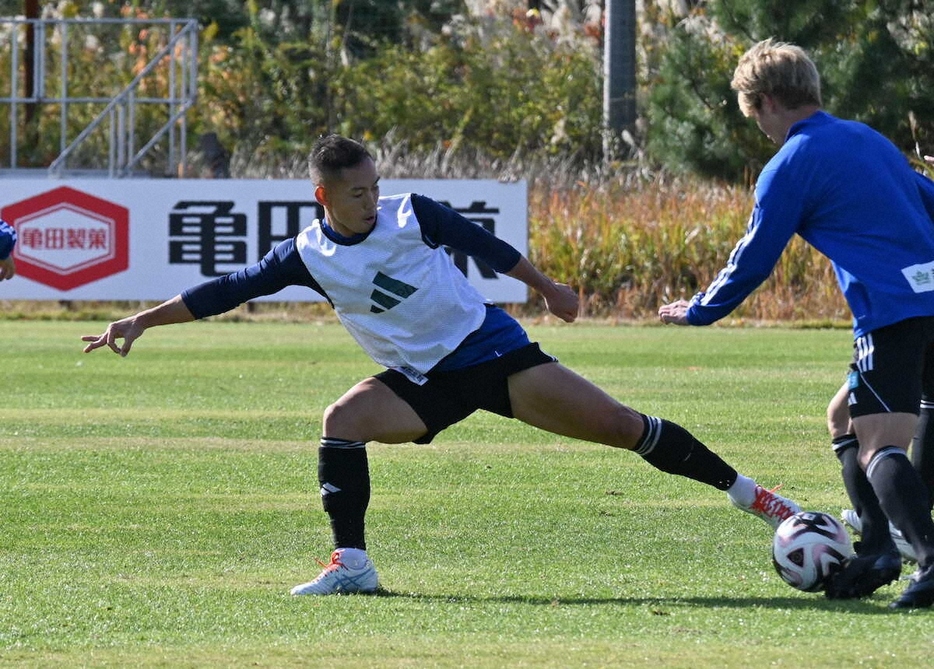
{"left": 369, "top": 588, "right": 906, "bottom": 614}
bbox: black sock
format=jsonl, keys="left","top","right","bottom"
{"left": 833, "top": 435, "right": 893, "bottom": 554}
{"left": 866, "top": 447, "right": 934, "bottom": 566}
{"left": 318, "top": 437, "right": 370, "bottom": 550}
{"left": 634, "top": 415, "right": 737, "bottom": 490}
{"left": 913, "top": 401, "right": 934, "bottom": 510}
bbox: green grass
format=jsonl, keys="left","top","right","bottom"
{"left": 1, "top": 320, "right": 931, "bottom": 668}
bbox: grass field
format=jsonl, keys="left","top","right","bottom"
{"left": 2, "top": 319, "right": 931, "bottom": 668}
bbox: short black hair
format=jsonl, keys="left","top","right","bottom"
{"left": 308, "top": 134, "right": 372, "bottom": 185}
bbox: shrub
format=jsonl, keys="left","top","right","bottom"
{"left": 526, "top": 173, "right": 846, "bottom": 321}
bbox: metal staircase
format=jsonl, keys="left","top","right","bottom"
{"left": 1, "top": 17, "right": 198, "bottom": 178}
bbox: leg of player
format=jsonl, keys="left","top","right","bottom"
{"left": 290, "top": 378, "right": 428, "bottom": 596}
{"left": 913, "top": 353, "right": 934, "bottom": 509}
{"left": 824, "top": 398, "right": 904, "bottom": 599}
{"left": 829, "top": 324, "right": 934, "bottom": 607}
{"left": 854, "top": 412, "right": 934, "bottom": 608}
{"left": 506, "top": 362, "right": 800, "bottom": 528}
{"left": 845, "top": 356, "right": 934, "bottom": 525}
{"left": 826, "top": 381, "right": 902, "bottom": 558}
{"left": 891, "top": 345, "right": 934, "bottom": 608}
{"left": 914, "top": 399, "right": 934, "bottom": 509}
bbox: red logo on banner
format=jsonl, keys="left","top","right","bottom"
{"left": 1, "top": 187, "right": 129, "bottom": 290}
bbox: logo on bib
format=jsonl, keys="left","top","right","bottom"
{"left": 370, "top": 271, "right": 418, "bottom": 313}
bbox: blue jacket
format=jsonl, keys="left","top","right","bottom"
{"left": 687, "top": 111, "right": 934, "bottom": 337}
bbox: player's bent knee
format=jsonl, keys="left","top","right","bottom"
{"left": 322, "top": 398, "right": 360, "bottom": 435}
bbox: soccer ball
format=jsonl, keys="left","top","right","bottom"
{"left": 772, "top": 511, "right": 853, "bottom": 592}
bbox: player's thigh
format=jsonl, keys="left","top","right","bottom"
{"left": 507, "top": 362, "right": 643, "bottom": 448}
{"left": 827, "top": 379, "right": 852, "bottom": 439}
{"left": 323, "top": 377, "right": 427, "bottom": 443}
{"left": 853, "top": 412, "right": 918, "bottom": 466}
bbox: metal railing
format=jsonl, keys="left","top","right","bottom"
{"left": 1, "top": 18, "right": 198, "bottom": 178}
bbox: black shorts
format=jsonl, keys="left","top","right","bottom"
{"left": 374, "top": 343, "right": 557, "bottom": 444}
{"left": 848, "top": 316, "right": 934, "bottom": 418}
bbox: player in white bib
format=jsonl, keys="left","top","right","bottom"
{"left": 83, "top": 135, "right": 799, "bottom": 596}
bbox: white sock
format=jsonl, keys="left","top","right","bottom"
{"left": 335, "top": 547, "right": 368, "bottom": 569}
{"left": 726, "top": 474, "right": 757, "bottom": 506}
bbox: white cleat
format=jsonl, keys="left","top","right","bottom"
{"left": 290, "top": 548, "right": 379, "bottom": 595}
{"left": 841, "top": 508, "right": 860, "bottom": 533}
{"left": 840, "top": 509, "right": 918, "bottom": 563}
{"left": 730, "top": 484, "right": 801, "bottom": 529}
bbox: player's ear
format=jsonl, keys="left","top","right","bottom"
{"left": 314, "top": 184, "right": 328, "bottom": 206}
{"left": 758, "top": 93, "right": 778, "bottom": 113}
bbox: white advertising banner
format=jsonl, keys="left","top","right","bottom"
{"left": 0, "top": 178, "right": 528, "bottom": 303}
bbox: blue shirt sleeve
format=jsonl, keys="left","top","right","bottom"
{"left": 181, "top": 238, "right": 325, "bottom": 319}
{"left": 686, "top": 163, "right": 799, "bottom": 326}
{"left": 410, "top": 194, "right": 521, "bottom": 273}
{"left": 0, "top": 219, "right": 16, "bottom": 260}
{"left": 687, "top": 113, "right": 934, "bottom": 332}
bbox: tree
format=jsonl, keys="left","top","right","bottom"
{"left": 644, "top": 0, "right": 934, "bottom": 180}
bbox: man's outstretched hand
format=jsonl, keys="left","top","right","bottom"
{"left": 658, "top": 299, "right": 691, "bottom": 325}
{"left": 82, "top": 316, "right": 145, "bottom": 356}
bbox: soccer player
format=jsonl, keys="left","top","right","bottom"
{"left": 0, "top": 219, "right": 16, "bottom": 281}
{"left": 658, "top": 39, "right": 934, "bottom": 609}
{"left": 82, "top": 134, "right": 799, "bottom": 596}
{"left": 836, "top": 153, "right": 934, "bottom": 562}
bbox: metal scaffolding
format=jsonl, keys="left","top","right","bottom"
{"left": 1, "top": 17, "right": 198, "bottom": 178}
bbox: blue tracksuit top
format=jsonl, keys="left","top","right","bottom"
{"left": 687, "top": 111, "right": 934, "bottom": 338}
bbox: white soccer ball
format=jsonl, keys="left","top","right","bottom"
{"left": 772, "top": 511, "right": 853, "bottom": 592}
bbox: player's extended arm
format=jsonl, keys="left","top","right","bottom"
{"left": 81, "top": 295, "right": 195, "bottom": 357}
{"left": 506, "top": 256, "right": 578, "bottom": 323}
{"left": 82, "top": 239, "right": 321, "bottom": 357}
{"left": 410, "top": 196, "right": 579, "bottom": 322}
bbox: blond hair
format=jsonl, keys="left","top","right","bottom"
{"left": 731, "top": 38, "right": 822, "bottom": 117}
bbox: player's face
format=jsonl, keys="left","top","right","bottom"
{"left": 320, "top": 156, "right": 380, "bottom": 237}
